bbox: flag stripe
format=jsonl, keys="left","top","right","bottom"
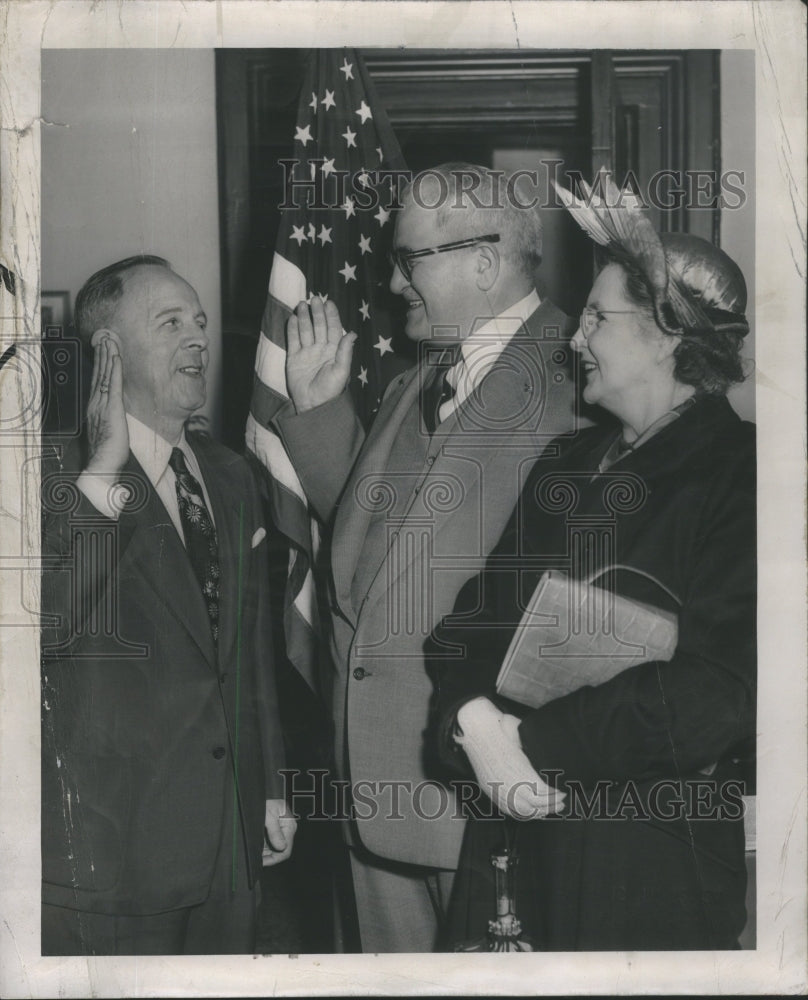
{"left": 244, "top": 413, "right": 308, "bottom": 508}
{"left": 249, "top": 372, "right": 288, "bottom": 427}
{"left": 289, "top": 556, "right": 316, "bottom": 628}
{"left": 268, "top": 251, "right": 307, "bottom": 314}
{"left": 254, "top": 333, "right": 290, "bottom": 400}
{"left": 246, "top": 48, "right": 407, "bottom": 695}
{"left": 284, "top": 601, "right": 319, "bottom": 691}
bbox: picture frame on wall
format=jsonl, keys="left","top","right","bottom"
{"left": 40, "top": 291, "right": 71, "bottom": 334}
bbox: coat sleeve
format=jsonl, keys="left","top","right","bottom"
{"left": 517, "top": 452, "right": 757, "bottom": 790}
{"left": 426, "top": 499, "right": 538, "bottom": 777}
{"left": 274, "top": 392, "right": 365, "bottom": 524}
{"left": 241, "top": 464, "right": 288, "bottom": 800}
{"left": 40, "top": 439, "right": 142, "bottom": 653}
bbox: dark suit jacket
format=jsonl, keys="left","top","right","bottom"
{"left": 41, "top": 431, "right": 285, "bottom": 916}
{"left": 430, "top": 395, "right": 756, "bottom": 949}
{"left": 275, "top": 299, "right": 580, "bottom": 869}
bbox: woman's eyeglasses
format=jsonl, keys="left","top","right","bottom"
{"left": 388, "top": 234, "right": 500, "bottom": 283}
{"left": 579, "top": 307, "right": 644, "bottom": 337}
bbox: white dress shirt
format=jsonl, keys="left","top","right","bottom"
{"left": 438, "top": 288, "right": 541, "bottom": 425}
{"left": 76, "top": 414, "right": 214, "bottom": 543}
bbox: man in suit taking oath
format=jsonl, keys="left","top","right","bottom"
{"left": 273, "top": 163, "right": 579, "bottom": 952}
{"left": 41, "top": 256, "right": 295, "bottom": 955}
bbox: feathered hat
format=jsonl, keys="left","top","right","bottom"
{"left": 552, "top": 168, "right": 748, "bottom": 339}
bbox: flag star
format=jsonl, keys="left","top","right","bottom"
{"left": 358, "top": 234, "right": 372, "bottom": 255}
{"left": 356, "top": 101, "right": 372, "bottom": 124}
{"left": 357, "top": 366, "right": 368, "bottom": 386}
{"left": 374, "top": 335, "right": 393, "bottom": 357}
{"left": 340, "top": 58, "right": 354, "bottom": 81}
{"left": 318, "top": 292, "right": 329, "bottom": 303}
{"left": 342, "top": 126, "right": 357, "bottom": 148}
{"left": 321, "top": 89, "right": 336, "bottom": 111}
{"left": 359, "top": 300, "right": 370, "bottom": 321}
{"left": 308, "top": 91, "right": 318, "bottom": 113}
{"left": 322, "top": 157, "right": 336, "bottom": 177}
{"left": 374, "top": 206, "right": 391, "bottom": 226}
{"left": 295, "top": 124, "right": 313, "bottom": 146}
{"left": 317, "top": 225, "right": 333, "bottom": 246}
{"left": 339, "top": 261, "right": 357, "bottom": 283}
{"left": 307, "top": 223, "right": 317, "bottom": 241}
{"left": 357, "top": 169, "right": 370, "bottom": 188}
{"left": 342, "top": 197, "right": 356, "bottom": 219}
{"left": 290, "top": 224, "right": 307, "bottom": 246}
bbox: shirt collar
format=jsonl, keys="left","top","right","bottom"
{"left": 458, "top": 288, "right": 541, "bottom": 367}
{"left": 597, "top": 395, "right": 698, "bottom": 473}
{"left": 125, "top": 413, "right": 189, "bottom": 488}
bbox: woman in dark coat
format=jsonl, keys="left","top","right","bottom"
{"left": 429, "top": 179, "right": 756, "bottom": 952}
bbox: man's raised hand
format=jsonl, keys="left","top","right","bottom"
{"left": 85, "top": 334, "right": 129, "bottom": 477}
{"left": 285, "top": 299, "right": 356, "bottom": 413}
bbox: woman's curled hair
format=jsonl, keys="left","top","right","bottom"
{"left": 596, "top": 234, "right": 750, "bottom": 396}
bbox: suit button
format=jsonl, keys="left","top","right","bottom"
{"left": 414, "top": 485, "right": 421, "bottom": 494}
{"left": 426, "top": 456, "right": 435, "bottom": 465}
{"left": 212, "top": 746, "right": 226, "bottom": 759}
{"left": 353, "top": 667, "right": 368, "bottom": 680}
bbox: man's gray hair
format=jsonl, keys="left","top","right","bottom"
{"left": 401, "top": 162, "right": 543, "bottom": 278}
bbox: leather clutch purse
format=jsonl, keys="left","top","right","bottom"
{"left": 495, "top": 566, "right": 679, "bottom": 710}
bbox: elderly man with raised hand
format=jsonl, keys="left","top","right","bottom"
{"left": 273, "top": 162, "right": 579, "bottom": 952}
{"left": 41, "top": 255, "right": 294, "bottom": 956}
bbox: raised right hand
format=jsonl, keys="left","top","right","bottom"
{"left": 285, "top": 298, "right": 356, "bottom": 413}
{"left": 85, "top": 334, "right": 129, "bottom": 476}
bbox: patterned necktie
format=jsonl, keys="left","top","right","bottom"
{"left": 169, "top": 447, "right": 220, "bottom": 645}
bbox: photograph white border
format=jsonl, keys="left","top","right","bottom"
{"left": 1, "top": 1, "right": 805, "bottom": 996}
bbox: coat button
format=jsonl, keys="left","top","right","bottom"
{"left": 426, "top": 456, "right": 435, "bottom": 465}
{"left": 212, "top": 746, "right": 226, "bottom": 759}
{"left": 353, "top": 667, "right": 368, "bottom": 680}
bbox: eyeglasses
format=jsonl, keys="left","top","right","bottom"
{"left": 388, "top": 234, "right": 500, "bottom": 283}
{"left": 579, "top": 307, "right": 645, "bottom": 337}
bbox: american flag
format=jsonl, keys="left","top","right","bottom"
{"left": 245, "top": 49, "right": 407, "bottom": 692}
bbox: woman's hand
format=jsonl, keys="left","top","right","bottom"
{"left": 455, "top": 697, "right": 565, "bottom": 820}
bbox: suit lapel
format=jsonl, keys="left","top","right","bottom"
{"left": 189, "top": 438, "right": 245, "bottom": 673}
{"left": 365, "top": 301, "right": 575, "bottom": 608}
{"left": 360, "top": 335, "right": 531, "bottom": 610}
{"left": 331, "top": 367, "right": 423, "bottom": 622}
{"left": 122, "top": 451, "right": 218, "bottom": 668}
{"left": 333, "top": 299, "right": 576, "bottom": 624}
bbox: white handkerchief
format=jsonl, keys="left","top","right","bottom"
{"left": 251, "top": 526, "right": 266, "bottom": 549}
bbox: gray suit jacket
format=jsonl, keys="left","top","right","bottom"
{"left": 276, "top": 299, "right": 579, "bottom": 869}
